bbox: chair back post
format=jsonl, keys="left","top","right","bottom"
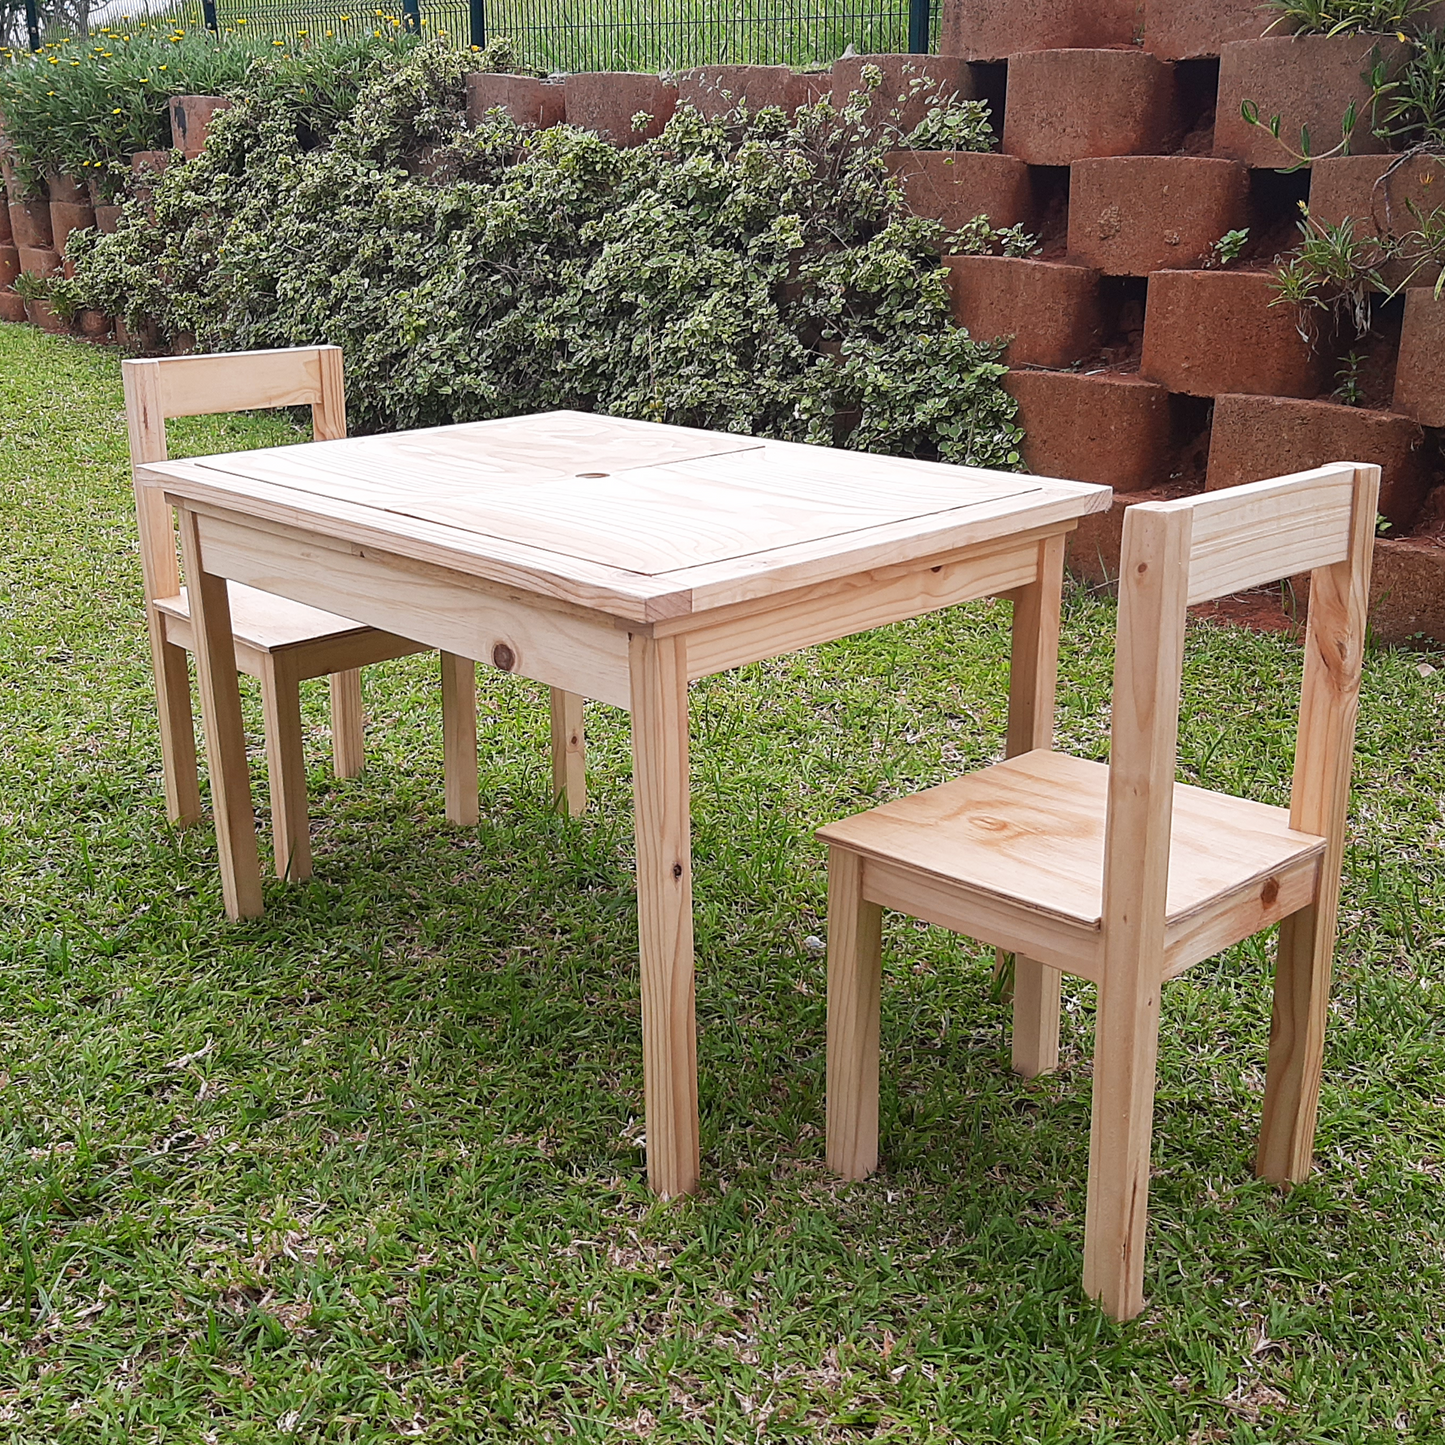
{"left": 121, "top": 357, "right": 179, "bottom": 604}
{"left": 311, "top": 345, "right": 347, "bottom": 442}
{"left": 1290, "top": 463, "right": 1379, "bottom": 845}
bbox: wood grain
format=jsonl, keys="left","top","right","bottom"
{"left": 328, "top": 669, "right": 365, "bottom": 779}
{"left": 260, "top": 652, "right": 312, "bottom": 881}
{"left": 441, "top": 653, "right": 480, "bottom": 827}
{"left": 549, "top": 689, "right": 587, "bottom": 816}
{"left": 629, "top": 632, "right": 699, "bottom": 1199}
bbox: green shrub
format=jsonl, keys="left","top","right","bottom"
{"left": 1267, "top": 0, "right": 1434, "bottom": 36}
{"left": 0, "top": 21, "right": 420, "bottom": 196}
{"left": 65, "top": 43, "right": 1021, "bottom": 466}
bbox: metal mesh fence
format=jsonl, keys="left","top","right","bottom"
{"left": 167, "top": 0, "right": 936, "bottom": 71}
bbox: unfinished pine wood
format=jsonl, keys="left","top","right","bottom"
{"left": 329, "top": 669, "right": 365, "bottom": 778}
{"left": 550, "top": 689, "right": 587, "bottom": 815}
{"left": 153, "top": 406, "right": 1108, "bottom": 1200}
{"left": 818, "top": 463, "right": 1377, "bottom": 1320}
{"left": 1083, "top": 502, "right": 1192, "bottom": 1322}
{"left": 629, "top": 632, "right": 699, "bottom": 1199}
{"left": 124, "top": 346, "right": 472, "bottom": 867}
{"left": 177, "top": 505, "right": 263, "bottom": 920}
{"left": 824, "top": 845, "right": 884, "bottom": 1181}
{"left": 1004, "top": 533, "right": 1066, "bottom": 1079}
{"left": 192, "top": 510, "right": 633, "bottom": 708}
{"left": 260, "top": 652, "right": 313, "bottom": 881}
{"left": 148, "top": 418, "right": 1110, "bottom": 623}
{"left": 441, "top": 653, "right": 480, "bottom": 827}
{"left": 1257, "top": 463, "right": 1379, "bottom": 1184}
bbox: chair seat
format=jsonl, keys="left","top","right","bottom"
{"left": 154, "top": 581, "right": 375, "bottom": 653}
{"left": 818, "top": 750, "right": 1327, "bottom": 977}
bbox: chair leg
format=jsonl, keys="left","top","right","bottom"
{"left": 259, "top": 654, "right": 313, "bottom": 882}
{"left": 1082, "top": 976, "right": 1162, "bottom": 1321}
{"left": 150, "top": 622, "right": 202, "bottom": 826}
{"left": 825, "top": 845, "right": 884, "bottom": 1181}
{"left": 329, "top": 668, "right": 365, "bottom": 779}
{"left": 1012, "top": 958, "right": 1062, "bottom": 1078}
{"left": 1256, "top": 902, "right": 1334, "bottom": 1185}
{"left": 440, "top": 652, "right": 479, "bottom": 827}
{"left": 550, "top": 688, "right": 587, "bottom": 816}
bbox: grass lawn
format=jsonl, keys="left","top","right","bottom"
{"left": 1, "top": 320, "right": 1444, "bottom": 1441}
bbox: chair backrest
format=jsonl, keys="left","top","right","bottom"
{"left": 1101, "top": 463, "right": 1380, "bottom": 969}
{"left": 121, "top": 345, "right": 346, "bottom": 603}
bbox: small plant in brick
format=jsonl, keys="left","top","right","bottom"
{"left": 1265, "top": 0, "right": 1434, "bottom": 36}
{"left": 1205, "top": 227, "right": 1251, "bottom": 268}
{"left": 1334, "top": 349, "right": 1368, "bottom": 403}
{"left": 1272, "top": 209, "right": 1384, "bottom": 334}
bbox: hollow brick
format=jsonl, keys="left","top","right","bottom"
{"left": 1140, "top": 269, "right": 1327, "bottom": 397}
{"left": 466, "top": 73, "right": 566, "bottom": 129}
{"left": 564, "top": 73, "right": 678, "bottom": 146}
{"left": 945, "top": 254, "right": 1102, "bottom": 367}
{"left": 940, "top": 0, "right": 1141, "bottom": 61}
{"left": 1213, "top": 35, "right": 1407, "bottom": 168}
{"left": 831, "top": 55, "right": 978, "bottom": 135}
{"left": 1143, "top": 0, "right": 1280, "bottom": 61}
{"left": 1004, "top": 368, "right": 1171, "bottom": 492}
{"left": 1206, "top": 392, "right": 1428, "bottom": 530}
{"left": 1003, "top": 50, "right": 1180, "bottom": 166}
{"left": 886, "top": 150, "right": 1034, "bottom": 231}
{"left": 1068, "top": 156, "right": 1249, "bottom": 275}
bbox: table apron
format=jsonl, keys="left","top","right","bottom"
{"left": 192, "top": 510, "right": 634, "bottom": 707}
{"left": 681, "top": 539, "right": 1043, "bottom": 680}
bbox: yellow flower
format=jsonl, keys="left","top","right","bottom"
{"left": 112, "top": 107, "right": 121, "bottom": 113}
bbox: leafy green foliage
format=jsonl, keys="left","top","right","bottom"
{"left": 1266, "top": 0, "right": 1434, "bottom": 36}
{"left": 1373, "top": 28, "right": 1445, "bottom": 147}
{"left": 1271, "top": 208, "right": 1383, "bottom": 335}
{"left": 65, "top": 42, "right": 1021, "bottom": 466}
{"left": 1206, "top": 226, "right": 1250, "bottom": 268}
{"left": 0, "top": 21, "right": 421, "bottom": 197}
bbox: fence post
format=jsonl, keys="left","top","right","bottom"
{"left": 907, "top": 0, "right": 931, "bottom": 52}
{"left": 402, "top": 0, "right": 421, "bottom": 32}
{"left": 25, "top": 0, "right": 40, "bottom": 50}
{"left": 469, "top": 0, "right": 486, "bottom": 49}
{"left": 201, "top": 0, "right": 220, "bottom": 32}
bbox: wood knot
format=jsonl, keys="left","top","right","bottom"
{"left": 1260, "top": 876, "right": 1280, "bottom": 907}
{"left": 492, "top": 642, "right": 516, "bottom": 671}
{"left": 672, "top": 862, "right": 684, "bottom": 879}
{"left": 969, "top": 813, "right": 1009, "bottom": 834}
{"left": 1136, "top": 562, "right": 1148, "bottom": 575}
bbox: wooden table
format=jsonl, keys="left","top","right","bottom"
{"left": 144, "top": 410, "right": 1110, "bottom": 1198}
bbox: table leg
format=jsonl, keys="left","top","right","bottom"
{"left": 549, "top": 688, "right": 587, "bottom": 816}
{"left": 177, "top": 506, "right": 264, "bottom": 921}
{"left": 1004, "top": 533, "right": 1067, "bottom": 1077}
{"left": 628, "top": 633, "right": 700, "bottom": 1198}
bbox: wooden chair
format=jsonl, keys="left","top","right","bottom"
{"left": 123, "top": 345, "right": 488, "bottom": 880}
{"left": 817, "top": 463, "right": 1379, "bottom": 1321}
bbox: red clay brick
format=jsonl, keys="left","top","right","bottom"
{"left": 940, "top": 0, "right": 1141, "bottom": 61}
{"left": 1369, "top": 536, "right": 1445, "bottom": 644}
{"left": 1144, "top": 0, "right": 1280, "bottom": 60}
{"left": 94, "top": 205, "right": 123, "bottom": 234}
{"left": 7, "top": 199, "right": 51, "bottom": 250}
{"left": 564, "top": 73, "right": 678, "bottom": 146}
{"left": 1140, "top": 269, "right": 1327, "bottom": 397}
{"left": 0, "top": 243, "right": 16, "bottom": 289}
{"left": 168, "top": 96, "right": 231, "bottom": 160}
{"left": 1003, "top": 50, "right": 1180, "bottom": 165}
{"left": 1004, "top": 368, "right": 1171, "bottom": 491}
{"left": 49, "top": 199, "right": 95, "bottom": 256}
{"left": 831, "top": 55, "right": 978, "bottom": 134}
{"left": 0, "top": 201, "right": 10, "bottom": 245}
{"left": 466, "top": 73, "right": 566, "bottom": 128}
{"left": 1214, "top": 35, "right": 1407, "bottom": 167}
{"left": 1308, "top": 153, "right": 1445, "bottom": 291}
{"left": 1392, "top": 288, "right": 1445, "bottom": 427}
{"left": 44, "top": 172, "right": 85, "bottom": 204}
{"left": 886, "top": 150, "right": 1033, "bottom": 231}
{"left": 678, "top": 65, "right": 820, "bottom": 118}
{"left": 0, "top": 289, "right": 25, "bottom": 323}
{"left": 1069, "top": 156, "right": 1248, "bottom": 274}
{"left": 1206, "top": 393, "right": 1427, "bottom": 529}
{"left": 945, "top": 255, "right": 1102, "bottom": 366}
{"left": 16, "top": 244, "right": 60, "bottom": 278}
